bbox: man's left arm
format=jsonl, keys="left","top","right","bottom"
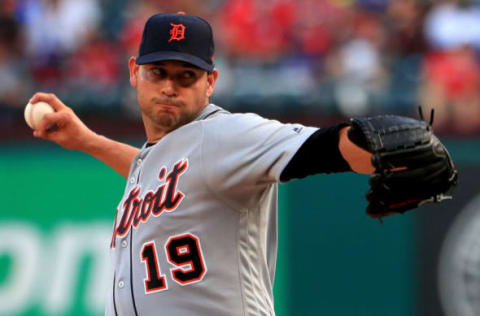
{"left": 280, "top": 116, "right": 457, "bottom": 217}
{"left": 280, "top": 123, "right": 364, "bottom": 181}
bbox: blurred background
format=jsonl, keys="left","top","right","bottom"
{"left": 0, "top": 0, "right": 480, "bottom": 315}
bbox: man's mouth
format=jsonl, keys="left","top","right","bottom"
{"left": 153, "top": 98, "right": 183, "bottom": 108}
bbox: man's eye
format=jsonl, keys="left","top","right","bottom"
{"left": 183, "top": 71, "right": 195, "bottom": 79}
{"left": 175, "top": 71, "right": 198, "bottom": 86}
{"left": 149, "top": 68, "right": 169, "bottom": 78}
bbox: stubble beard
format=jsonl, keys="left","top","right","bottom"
{"left": 147, "top": 103, "right": 199, "bottom": 133}
{"left": 155, "top": 111, "right": 177, "bottom": 129}
{"left": 140, "top": 90, "right": 208, "bottom": 135}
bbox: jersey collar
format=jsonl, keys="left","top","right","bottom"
{"left": 194, "top": 103, "right": 228, "bottom": 121}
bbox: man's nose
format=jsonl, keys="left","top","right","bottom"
{"left": 161, "top": 78, "right": 177, "bottom": 97}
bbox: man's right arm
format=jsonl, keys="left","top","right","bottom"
{"left": 30, "top": 92, "right": 140, "bottom": 179}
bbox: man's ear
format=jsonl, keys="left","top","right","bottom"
{"left": 206, "top": 69, "right": 219, "bottom": 98}
{"left": 128, "top": 57, "right": 139, "bottom": 88}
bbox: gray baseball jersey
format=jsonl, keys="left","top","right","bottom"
{"left": 106, "top": 104, "right": 318, "bottom": 316}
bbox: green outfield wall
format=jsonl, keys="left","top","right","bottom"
{"left": 0, "top": 139, "right": 478, "bottom": 316}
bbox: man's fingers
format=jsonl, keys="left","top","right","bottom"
{"left": 29, "top": 92, "right": 67, "bottom": 112}
{"left": 34, "top": 112, "right": 66, "bottom": 139}
{"left": 37, "top": 112, "right": 58, "bottom": 130}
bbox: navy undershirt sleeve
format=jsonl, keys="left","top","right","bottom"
{"left": 280, "top": 123, "right": 352, "bottom": 182}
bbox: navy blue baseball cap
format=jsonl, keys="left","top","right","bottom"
{"left": 136, "top": 13, "right": 215, "bottom": 72}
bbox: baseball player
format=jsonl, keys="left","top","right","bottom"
{"left": 29, "top": 13, "right": 456, "bottom": 316}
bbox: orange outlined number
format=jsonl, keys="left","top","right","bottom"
{"left": 141, "top": 242, "right": 167, "bottom": 293}
{"left": 140, "top": 233, "right": 206, "bottom": 293}
{"left": 166, "top": 233, "right": 207, "bottom": 285}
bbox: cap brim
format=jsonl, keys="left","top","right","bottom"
{"left": 136, "top": 51, "right": 214, "bottom": 72}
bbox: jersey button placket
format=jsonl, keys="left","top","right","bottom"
{"left": 118, "top": 280, "right": 125, "bottom": 288}
{"left": 129, "top": 156, "right": 143, "bottom": 185}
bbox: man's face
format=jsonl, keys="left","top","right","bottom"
{"left": 128, "top": 58, "right": 218, "bottom": 141}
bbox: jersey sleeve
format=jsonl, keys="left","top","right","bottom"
{"left": 200, "top": 113, "right": 318, "bottom": 190}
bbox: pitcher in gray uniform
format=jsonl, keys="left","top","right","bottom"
{"left": 30, "top": 12, "right": 377, "bottom": 316}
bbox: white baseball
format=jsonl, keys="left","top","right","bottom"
{"left": 24, "top": 101, "right": 55, "bottom": 130}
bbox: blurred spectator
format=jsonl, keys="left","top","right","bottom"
{"left": 0, "top": 1, "right": 31, "bottom": 124}
{"left": 120, "top": 0, "right": 159, "bottom": 58}
{"left": 98, "top": 0, "right": 130, "bottom": 40}
{"left": 64, "top": 30, "right": 123, "bottom": 109}
{"left": 420, "top": 45, "right": 480, "bottom": 134}
{"left": 294, "top": 0, "right": 352, "bottom": 57}
{"left": 218, "top": 0, "right": 295, "bottom": 59}
{"left": 424, "top": 0, "right": 480, "bottom": 51}
{"left": 21, "top": 0, "right": 101, "bottom": 90}
{"left": 23, "top": 0, "right": 101, "bottom": 56}
{"left": 386, "top": 0, "right": 429, "bottom": 55}
{"left": 384, "top": 0, "right": 429, "bottom": 114}
{"left": 328, "top": 8, "right": 388, "bottom": 116}
{"left": 420, "top": 0, "right": 480, "bottom": 134}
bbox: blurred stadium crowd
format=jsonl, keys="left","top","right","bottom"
{"left": 1, "top": 0, "right": 480, "bottom": 135}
